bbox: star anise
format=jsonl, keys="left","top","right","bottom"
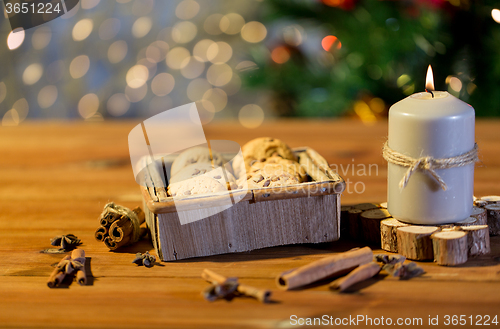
{"left": 132, "top": 251, "right": 156, "bottom": 268}
{"left": 50, "top": 234, "right": 81, "bottom": 251}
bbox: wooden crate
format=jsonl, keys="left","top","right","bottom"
{"left": 140, "top": 148, "right": 345, "bottom": 261}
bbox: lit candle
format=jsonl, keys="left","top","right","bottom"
{"left": 385, "top": 65, "right": 476, "bottom": 225}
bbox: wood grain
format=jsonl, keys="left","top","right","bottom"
{"left": 1, "top": 120, "right": 500, "bottom": 328}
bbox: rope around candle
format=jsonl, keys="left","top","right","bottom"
{"left": 382, "top": 141, "right": 479, "bottom": 191}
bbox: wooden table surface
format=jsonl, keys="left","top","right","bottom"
{"left": 1, "top": 119, "right": 500, "bottom": 329}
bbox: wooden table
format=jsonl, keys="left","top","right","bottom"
{"left": 1, "top": 119, "right": 499, "bottom": 328}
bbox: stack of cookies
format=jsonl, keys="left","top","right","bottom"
{"left": 236, "top": 137, "right": 306, "bottom": 189}
{"left": 167, "top": 137, "right": 306, "bottom": 198}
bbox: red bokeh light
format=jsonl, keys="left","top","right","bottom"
{"left": 322, "top": 35, "right": 342, "bottom": 51}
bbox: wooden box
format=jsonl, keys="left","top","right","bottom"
{"left": 140, "top": 148, "right": 345, "bottom": 261}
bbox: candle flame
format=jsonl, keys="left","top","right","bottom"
{"left": 425, "top": 65, "right": 435, "bottom": 91}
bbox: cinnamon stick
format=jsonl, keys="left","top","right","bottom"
{"left": 47, "top": 255, "right": 71, "bottom": 288}
{"left": 329, "top": 262, "right": 381, "bottom": 292}
{"left": 201, "top": 269, "right": 271, "bottom": 303}
{"left": 276, "top": 247, "right": 373, "bottom": 290}
{"left": 94, "top": 226, "right": 108, "bottom": 242}
{"left": 71, "top": 249, "right": 86, "bottom": 286}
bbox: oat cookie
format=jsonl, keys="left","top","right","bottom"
{"left": 170, "top": 163, "right": 237, "bottom": 190}
{"left": 233, "top": 137, "right": 296, "bottom": 178}
{"left": 246, "top": 170, "right": 299, "bottom": 189}
{"left": 168, "top": 175, "right": 226, "bottom": 197}
{"left": 171, "top": 146, "right": 225, "bottom": 177}
{"left": 249, "top": 156, "right": 306, "bottom": 182}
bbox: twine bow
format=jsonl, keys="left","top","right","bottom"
{"left": 56, "top": 259, "right": 84, "bottom": 275}
{"left": 382, "top": 141, "right": 479, "bottom": 191}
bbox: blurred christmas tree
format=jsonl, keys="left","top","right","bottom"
{"left": 242, "top": 0, "right": 500, "bottom": 118}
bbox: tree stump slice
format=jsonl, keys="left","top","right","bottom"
{"left": 431, "top": 231, "right": 468, "bottom": 266}
{"left": 380, "top": 218, "right": 409, "bottom": 252}
{"left": 340, "top": 205, "right": 352, "bottom": 238}
{"left": 455, "top": 216, "right": 477, "bottom": 227}
{"left": 397, "top": 226, "right": 439, "bottom": 261}
{"left": 359, "top": 208, "right": 392, "bottom": 244}
{"left": 470, "top": 206, "right": 487, "bottom": 226}
{"left": 480, "top": 195, "right": 500, "bottom": 204}
{"left": 461, "top": 225, "right": 491, "bottom": 256}
{"left": 485, "top": 204, "right": 500, "bottom": 236}
{"left": 352, "top": 203, "right": 380, "bottom": 211}
{"left": 348, "top": 208, "right": 363, "bottom": 240}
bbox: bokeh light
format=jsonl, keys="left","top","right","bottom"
{"left": 492, "top": 9, "right": 500, "bottom": 23}
{"left": 271, "top": 46, "right": 290, "bottom": 64}
{"left": 107, "top": 93, "right": 130, "bottom": 116}
{"left": 180, "top": 57, "right": 205, "bottom": 79}
{"left": 220, "top": 13, "right": 245, "bottom": 35}
{"left": 204, "top": 14, "right": 223, "bottom": 35}
{"left": 125, "top": 83, "right": 148, "bottom": 102}
{"left": 70, "top": 55, "right": 90, "bottom": 79}
{"left": 283, "top": 25, "right": 304, "bottom": 46}
{"left": 99, "top": 18, "right": 121, "bottom": 40}
{"left": 207, "top": 63, "right": 233, "bottom": 86}
{"left": 172, "top": 21, "right": 197, "bottom": 43}
{"left": 108, "top": 40, "right": 128, "bottom": 64}
{"left": 353, "top": 100, "right": 376, "bottom": 125}
{"left": 132, "top": 17, "right": 152, "bottom": 38}
{"left": 193, "top": 39, "right": 216, "bottom": 62}
{"left": 448, "top": 76, "right": 463, "bottom": 92}
{"left": 72, "top": 19, "right": 94, "bottom": 41}
{"left": 7, "top": 29, "right": 25, "bottom": 50}
{"left": 37, "top": 86, "right": 58, "bottom": 109}
{"left": 207, "top": 41, "right": 233, "bottom": 64}
{"left": 126, "top": 65, "right": 149, "bottom": 88}
{"left": 22, "top": 63, "right": 43, "bottom": 85}
{"left": 175, "top": 0, "right": 200, "bottom": 20}
{"left": 32, "top": 27, "right": 52, "bottom": 50}
{"left": 186, "top": 78, "right": 211, "bottom": 101}
{"left": 151, "top": 73, "right": 175, "bottom": 96}
{"left": 239, "top": 104, "right": 265, "bottom": 128}
{"left": 241, "top": 21, "right": 267, "bottom": 43}
{"left": 146, "top": 41, "right": 169, "bottom": 63}
{"left": 12, "top": 98, "right": 29, "bottom": 122}
{"left": 78, "top": 93, "right": 100, "bottom": 119}
{"left": 202, "top": 88, "right": 227, "bottom": 112}
{"left": 166, "top": 47, "right": 190, "bottom": 69}
{"left": 322, "top": 35, "right": 341, "bottom": 51}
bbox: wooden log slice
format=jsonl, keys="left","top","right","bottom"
{"left": 431, "top": 231, "right": 468, "bottom": 266}
{"left": 485, "top": 204, "right": 500, "bottom": 236}
{"left": 348, "top": 208, "right": 363, "bottom": 240}
{"left": 359, "top": 208, "right": 392, "bottom": 244}
{"left": 397, "top": 226, "right": 439, "bottom": 261}
{"left": 455, "top": 216, "right": 477, "bottom": 227}
{"left": 461, "top": 225, "right": 491, "bottom": 256}
{"left": 480, "top": 195, "right": 500, "bottom": 204}
{"left": 353, "top": 203, "right": 380, "bottom": 211}
{"left": 380, "top": 218, "right": 409, "bottom": 253}
{"left": 340, "top": 205, "right": 353, "bottom": 238}
{"left": 470, "top": 206, "right": 487, "bottom": 226}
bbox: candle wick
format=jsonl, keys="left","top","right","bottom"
{"left": 425, "top": 89, "right": 434, "bottom": 98}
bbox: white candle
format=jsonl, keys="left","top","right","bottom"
{"left": 387, "top": 66, "right": 475, "bottom": 225}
